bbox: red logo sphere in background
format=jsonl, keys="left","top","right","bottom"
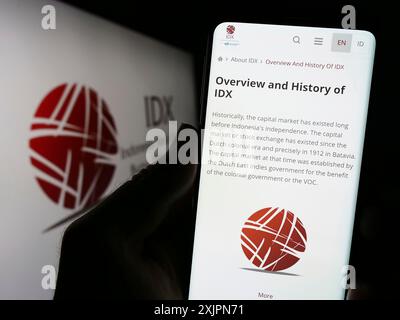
{"left": 241, "top": 207, "right": 307, "bottom": 272}
{"left": 226, "top": 25, "right": 235, "bottom": 34}
{"left": 29, "top": 83, "right": 118, "bottom": 210}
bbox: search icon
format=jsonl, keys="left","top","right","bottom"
{"left": 293, "top": 35, "right": 300, "bottom": 44}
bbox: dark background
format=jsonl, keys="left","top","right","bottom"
{"left": 60, "top": 0, "right": 398, "bottom": 298}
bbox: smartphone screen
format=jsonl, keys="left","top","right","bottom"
{"left": 189, "top": 23, "right": 375, "bottom": 299}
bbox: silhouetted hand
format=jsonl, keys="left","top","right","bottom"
{"left": 55, "top": 127, "right": 198, "bottom": 299}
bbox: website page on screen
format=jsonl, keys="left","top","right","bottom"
{"left": 189, "top": 23, "right": 375, "bottom": 299}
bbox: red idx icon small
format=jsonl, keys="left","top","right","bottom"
{"left": 226, "top": 25, "right": 235, "bottom": 34}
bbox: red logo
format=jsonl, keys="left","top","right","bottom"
{"left": 226, "top": 25, "right": 235, "bottom": 35}
{"left": 241, "top": 207, "right": 307, "bottom": 272}
{"left": 29, "top": 83, "right": 118, "bottom": 210}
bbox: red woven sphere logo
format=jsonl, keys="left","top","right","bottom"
{"left": 241, "top": 207, "right": 307, "bottom": 272}
{"left": 29, "top": 83, "right": 118, "bottom": 210}
{"left": 226, "top": 25, "right": 235, "bottom": 34}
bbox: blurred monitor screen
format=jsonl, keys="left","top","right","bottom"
{"left": 0, "top": 0, "right": 196, "bottom": 299}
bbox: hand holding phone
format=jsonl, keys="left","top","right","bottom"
{"left": 189, "top": 23, "right": 375, "bottom": 300}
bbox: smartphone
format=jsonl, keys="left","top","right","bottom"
{"left": 189, "top": 23, "right": 375, "bottom": 299}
